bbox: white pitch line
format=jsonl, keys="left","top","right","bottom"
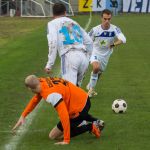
{"left": 0, "top": 129, "right": 48, "bottom": 133}
{"left": 3, "top": 101, "right": 44, "bottom": 150}
{"left": 0, "top": 128, "right": 48, "bottom": 135}
{"left": 3, "top": 12, "right": 93, "bottom": 150}
{"left": 84, "top": 9, "right": 92, "bottom": 31}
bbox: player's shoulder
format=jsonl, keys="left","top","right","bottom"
{"left": 109, "top": 24, "right": 117, "bottom": 30}
{"left": 48, "top": 17, "right": 78, "bottom": 27}
{"left": 54, "top": 17, "right": 77, "bottom": 23}
{"left": 63, "top": 16, "right": 75, "bottom": 22}
{"left": 110, "top": 24, "right": 118, "bottom": 28}
{"left": 47, "top": 17, "right": 67, "bottom": 25}
{"left": 63, "top": 17, "right": 80, "bottom": 26}
{"left": 110, "top": 24, "right": 121, "bottom": 32}
{"left": 47, "top": 19, "right": 56, "bottom": 28}
{"left": 110, "top": 24, "right": 123, "bottom": 34}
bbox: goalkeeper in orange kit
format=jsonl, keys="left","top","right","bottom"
{"left": 12, "top": 75, "right": 104, "bottom": 145}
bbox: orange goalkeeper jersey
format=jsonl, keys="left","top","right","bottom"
{"left": 21, "top": 77, "right": 88, "bottom": 143}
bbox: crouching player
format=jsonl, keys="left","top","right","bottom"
{"left": 12, "top": 75, "right": 104, "bottom": 145}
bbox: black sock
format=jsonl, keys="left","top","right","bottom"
{"left": 84, "top": 114, "right": 98, "bottom": 122}
{"left": 71, "top": 123, "right": 92, "bottom": 137}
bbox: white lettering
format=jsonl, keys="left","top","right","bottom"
{"left": 141, "top": 0, "right": 148, "bottom": 12}
{"left": 123, "top": 0, "right": 131, "bottom": 12}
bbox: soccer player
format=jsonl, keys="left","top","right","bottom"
{"left": 86, "top": 9, "right": 126, "bottom": 97}
{"left": 44, "top": 3, "right": 93, "bottom": 86}
{"left": 12, "top": 75, "right": 104, "bottom": 145}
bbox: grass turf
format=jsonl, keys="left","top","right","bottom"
{"left": 0, "top": 14, "right": 150, "bottom": 150}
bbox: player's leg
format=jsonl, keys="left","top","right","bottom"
{"left": 69, "top": 112, "right": 94, "bottom": 137}
{"left": 79, "top": 97, "right": 105, "bottom": 131}
{"left": 71, "top": 123, "right": 101, "bottom": 138}
{"left": 61, "top": 52, "right": 78, "bottom": 85}
{"left": 70, "top": 116, "right": 101, "bottom": 138}
{"left": 52, "top": 98, "right": 104, "bottom": 139}
{"left": 49, "top": 125, "right": 63, "bottom": 140}
{"left": 87, "top": 55, "right": 109, "bottom": 97}
{"left": 87, "top": 59, "right": 101, "bottom": 97}
{"left": 61, "top": 50, "right": 89, "bottom": 86}
{"left": 64, "top": 114, "right": 101, "bottom": 138}
{"left": 89, "top": 61, "right": 101, "bottom": 88}
{"left": 77, "top": 52, "right": 89, "bottom": 87}
{"left": 55, "top": 118, "right": 100, "bottom": 138}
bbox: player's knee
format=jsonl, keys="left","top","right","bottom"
{"left": 49, "top": 131, "right": 57, "bottom": 140}
{"left": 92, "top": 63, "right": 100, "bottom": 73}
{"left": 93, "top": 67, "right": 100, "bottom": 74}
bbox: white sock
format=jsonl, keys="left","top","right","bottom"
{"left": 89, "top": 72, "right": 98, "bottom": 89}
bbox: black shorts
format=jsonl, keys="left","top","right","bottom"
{"left": 57, "top": 97, "right": 91, "bottom": 131}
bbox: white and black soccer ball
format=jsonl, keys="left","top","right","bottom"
{"left": 112, "top": 99, "right": 127, "bottom": 113}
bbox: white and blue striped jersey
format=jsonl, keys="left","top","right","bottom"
{"left": 46, "top": 17, "right": 93, "bottom": 69}
{"left": 89, "top": 24, "right": 126, "bottom": 57}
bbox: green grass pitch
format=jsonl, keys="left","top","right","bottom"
{"left": 0, "top": 14, "right": 150, "bottom": 150}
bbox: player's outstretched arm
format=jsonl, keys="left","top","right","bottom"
{"left": 12, "top": 94, "right": 42, "bottom": 133}
{"left": 12, "top": 116, "right": 25, "bottom": 131}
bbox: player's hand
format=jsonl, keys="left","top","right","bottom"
{"left": 54, "top": 141, "right": 69, "bottom": 145}
{"left": 12, "top": 116, "right": 25, "bottom": 132}
{"left": 44, "top": 68, "right": 51, "bottom": 74}
{"left": 110, "top": 43, "right": 115, "bottom": 49}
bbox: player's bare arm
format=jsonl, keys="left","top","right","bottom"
{"left": 110, "top": 39, "right": 123, "bottom": 49}
{"left": 12, "top": 116, "right": 25, "bottom": 132}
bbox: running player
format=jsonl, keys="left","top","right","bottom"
{"left": 44, "top": 3, "right": 93, "bottom": 86}
{"left": 87, "top": 9, "right": 126, "bottom": 97}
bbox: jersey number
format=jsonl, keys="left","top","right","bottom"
{"left": 59, "top": 24, "right": 83, "bottom": 45}
{"left": 46, "top": 77, "right": 68, "bottom": 87}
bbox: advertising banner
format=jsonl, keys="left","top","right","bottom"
{"left": 79, "top": 0, "right": 92, "bottom": 12}
{"left": 92, "top": 0, "right": 106, "bottom": 11}
{"left": 79, "top": 0, "right": 122, "bottom": 12}
{"left": 123, "top": 0, "right": 150, "bottom": 13}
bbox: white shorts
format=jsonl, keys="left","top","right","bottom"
{"left": 61, "top": 50, "right": 89, "bottom": 86}
{"left": 90, "top": 53, "right": 111, "bottom": 72}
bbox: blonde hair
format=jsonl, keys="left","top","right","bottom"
{"left": 25, "top": 75, "right": 39, "bottom": 89}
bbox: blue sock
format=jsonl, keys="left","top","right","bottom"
{"left": 89, "top": 72, "right": 98, "bottom": 89}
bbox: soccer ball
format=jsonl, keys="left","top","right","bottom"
{"left": 112, "top": 99, "right": 127, "bottom": 113}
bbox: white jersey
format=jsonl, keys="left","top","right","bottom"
{"left": 46, "top": 17, "right": 93, "bottom": 69}
{"left": 89, "top": 24, "right": 126, "bottom": 57}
